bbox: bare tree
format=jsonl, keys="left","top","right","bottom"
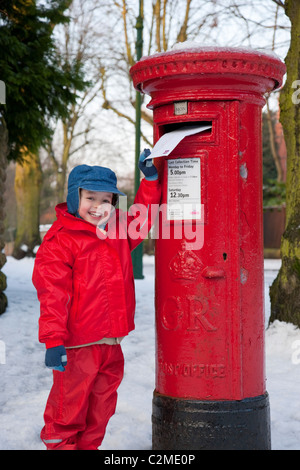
{"left": 45, "top": 0, "right": 290, "bottom": 198}
{"left": 97, "top": 0, "right": 289, "bottom": 152}
{"left": 46, "top": 0, "right": 108, "bottom": 202}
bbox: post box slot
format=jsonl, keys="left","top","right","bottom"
{"left": 159, "top": 121, "right": 213, "bottom": 142}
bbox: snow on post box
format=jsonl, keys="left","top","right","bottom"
{"left": 130, "top": 46, "right": 286, "bottom": 450}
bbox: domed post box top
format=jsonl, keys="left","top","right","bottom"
{"left": 130, "top": 46, "right": 286, "bottom": 108}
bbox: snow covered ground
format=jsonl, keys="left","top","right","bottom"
{"left": 0, "top": 255, "right": 299, "bottom": 450}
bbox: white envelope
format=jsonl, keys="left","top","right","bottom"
{"left": 145, "top": 124, "right": 212, "bottom": 160}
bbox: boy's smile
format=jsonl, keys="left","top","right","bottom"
{"left": 79, "top": 189, "right": 113, "bottom": 226}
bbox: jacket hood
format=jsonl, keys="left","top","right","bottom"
{"left": 66, "top": 164, "right": 125, "bottom": 215}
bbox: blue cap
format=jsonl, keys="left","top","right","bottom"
{"left": 67, "top": 164, "right": 125, "bottom": 215}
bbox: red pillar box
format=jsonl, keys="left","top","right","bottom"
{"left": 130, "top": 46, "right": 285, "bottom": 450}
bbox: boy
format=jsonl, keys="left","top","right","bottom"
{"left": 32, "top": 151, "right": 160, "bottom": 450}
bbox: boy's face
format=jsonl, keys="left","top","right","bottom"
{"left": 79, "top": 189, "right": 113, "bottom": 226}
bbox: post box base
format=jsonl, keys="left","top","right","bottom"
{"left": 152, "top": 391, "right": 271, "bottom": 450}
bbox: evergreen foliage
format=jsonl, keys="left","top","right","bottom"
{"left": 0, "top": 0, "right": 87, "bottom": 161}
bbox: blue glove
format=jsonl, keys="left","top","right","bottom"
{"left": 45, "top": 345, "right": 67, "bottom": 372}
{"left": 138, "top": 149, "right": 158, "bottom": 181}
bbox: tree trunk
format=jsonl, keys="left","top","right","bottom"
{"left": 13, "top": 149, "right": 42, "bottom": 259}
{"left": 266, "top": 99, "right": 284, "bottom": 182}
{"left": 269, "top": 0, "right": 300, "bottom": 326}
{"left": 0, "top": 117, "right": 8, "bottom": 314}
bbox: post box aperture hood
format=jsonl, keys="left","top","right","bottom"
{"left": 66, "top": 164, "right": 125, "bottom": 215}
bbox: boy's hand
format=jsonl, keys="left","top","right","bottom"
{"left": 138, "top": 149, "right": 158, "bottom": 181}
{"left": 45, "top": 345, "right": 67, "bottom": 372}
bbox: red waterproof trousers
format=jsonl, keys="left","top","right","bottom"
{"left": 41, "top": 344, "right": 124, "bottom": 450}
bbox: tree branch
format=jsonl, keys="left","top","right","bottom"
{"left": 176, "top": 0, "right": 192, "bottom": 43}
{"left": 46, "top": 140, "right": 59, "bottom": 172}
{"left": 271, "top": 0, "right": 285, "bottom": 8}
{"left": 121, "top": 0, "right": 134, "bottom": 66}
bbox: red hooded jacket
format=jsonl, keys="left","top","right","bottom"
{"left": 32, "top": 178, "right": 161, "bottom": 349}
